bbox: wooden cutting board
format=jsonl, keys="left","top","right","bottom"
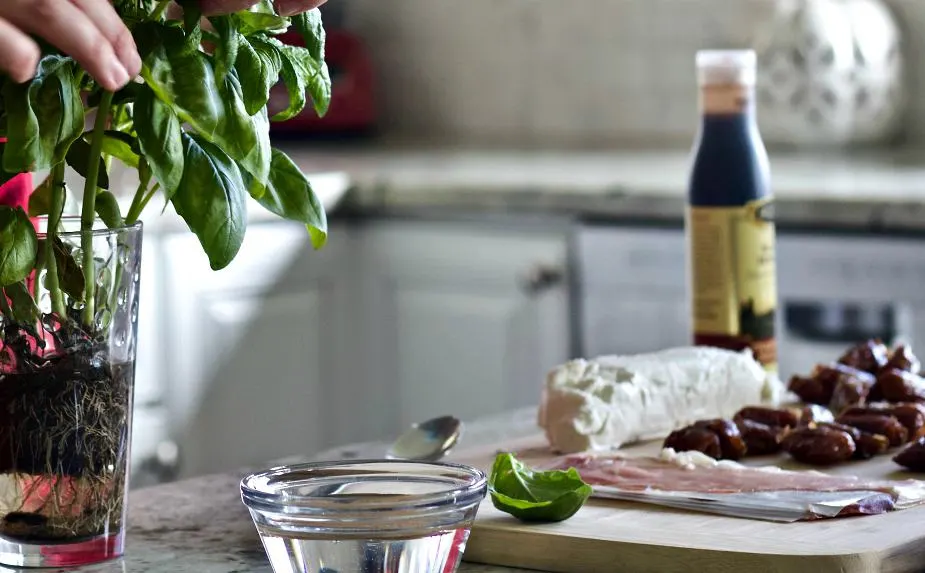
{"left": 448, "top": 434, "right": 925, "bottom": 573}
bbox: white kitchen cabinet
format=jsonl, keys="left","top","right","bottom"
{"left": 150, "top": 216, "right": 571, "bottom": 478}
{"left": 357, "top": 220, "right": 572, "bottom": 434}
{"left": 576, "top": 225, "right": 691, "bottom": 358}
{"left": 159, "top": 222, "right": 359, "bottom": 478}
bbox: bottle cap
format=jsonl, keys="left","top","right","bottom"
{"left": 696, "top": 50, "right": 756, "bottom": 87}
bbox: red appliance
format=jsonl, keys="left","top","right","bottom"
{"left": 268, "top": 27, "right": 377, "bottom": 136}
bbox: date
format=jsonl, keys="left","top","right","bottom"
{"left": 835, "top": 413, "right": 909, "bottom": 447}
{"left": 799, "top": 404, "right": 835, "bottom": 425}
{"left": 735, "top": 419, "right": 784, "bottom": 456}
{"left": 781, "top": 426, "right": 856, "bottom": 466}
{"left": 873, "top": 369, "right": 925, "bottom": 403}
{"left": 838, "top": 339, "right": 890, "bottom": 374}
{"left": 894, "top": 437, "right": 925, "bottom": 472}
{"left": 788, "top": 364, "right": 874, "bottom": 406}
{"left": 664, "top": 426, "right": 722, "bottom": 459}
{"left": 814, "top": 422, "right": 889, "bottom": 459}
{"left": 840, "top": 403, "right": 925, "bottom": 442}
{"left": 733, "top": 406, "right": 801, "bottom": 430}
{"left": 692, "top": 419, "right": 748, "bottom": 460}
{"left": 829, "top": 376, "right": 874, "bottom": 416}
{"left": 788, "top": 375, "right": 830, "bottom": 406}
{"left": 884, "top": 345, "right": 921, "bottom": 375}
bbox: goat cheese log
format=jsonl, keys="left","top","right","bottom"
{"left": 537, "top": 347, "right": 783, "bottom": 453}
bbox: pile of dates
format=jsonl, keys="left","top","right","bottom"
{"left": 664, "top": 339, "right": 925, "bottom": 471}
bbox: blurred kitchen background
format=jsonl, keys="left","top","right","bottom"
{"left": 127, "top": 0, "right": 925, "bottom": 485}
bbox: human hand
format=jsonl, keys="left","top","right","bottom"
{"left": 0, "top": 0, "right": 329, "bottom": 91}
{"left": 0, "top": 0, "right": 142, "bottom": 91}
{"left": 200, "top": 0, "right": 328, "bottom": 16}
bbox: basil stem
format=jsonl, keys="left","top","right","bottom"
{"left": 46, "top": 162, "right": 67, "bottom": 318}
{"left": 80, "top": 90, "right": 114, "bottom": 329}
{"left": 125, "top": 158, "right": 151, "bottom": 225}
{"left": 151, "top": 0, "right": 172, "bottom": 20}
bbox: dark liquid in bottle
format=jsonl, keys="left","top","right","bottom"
{"left": 687, "top": 84, "right": 777, "bottom": 371}
{"left": 689, "top": 113, "right": 769, "bottom": 208}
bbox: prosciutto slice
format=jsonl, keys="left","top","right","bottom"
{"left": 545, "top": 448, "right": 925, "bottom": 521}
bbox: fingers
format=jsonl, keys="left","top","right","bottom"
{"left": 0, "top": 17, "right": 40, "bottom": 84}
{"left": 3, "top": 0, "right": 136, "bottom": 91}
{"left": 198, "top": 0, "right": 327, "bottom": 17}
{"left": 275, "top": 0, "right": 327, "bottom": 16}
{"left": 199, "top": 0, "right": 259, "bottom": 16}
{"left": 70, "top": 0, "right": 141, "bottom": 78}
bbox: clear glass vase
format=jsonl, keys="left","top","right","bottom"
{"left": 0, "top": 217, "right": 143, "bottom": 567}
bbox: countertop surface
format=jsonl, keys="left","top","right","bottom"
{"left": 278, "top": 142, "right": 925, "bottom": 231}
{"left": 33, "top": 408, "right": 543, "bottom": 573}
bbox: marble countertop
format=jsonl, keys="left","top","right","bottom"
{"left": 278, "top": 142, "right": 925, "bottom": 231}
{"left": 33, "top": 408, "right": 543, "bottom": 573}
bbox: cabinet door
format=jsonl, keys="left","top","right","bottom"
{"left": 360, "top": 221, "right": 571, "bottom": 433}
{"left": 576, "top": 226, "right": 690, "bottom": 357}
{"left": 161, "top": 222, "right": 357, "bottom": 477}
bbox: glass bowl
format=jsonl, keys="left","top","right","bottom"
{"left": 240, "top": 459, "right": 488, "bottom": 573}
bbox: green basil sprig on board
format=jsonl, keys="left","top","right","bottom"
{"left": 488, "top": 453, "right": 593, "bottom": 522}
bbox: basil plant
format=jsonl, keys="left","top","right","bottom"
{"left": 0, "top": 0, "right": 331, "bottom": 331}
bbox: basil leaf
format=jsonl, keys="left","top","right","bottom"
{"left": 28, "top": 176, "right": 57, "bottom": 218}
{"left": 3, "top": 282, "right": 38, "bottom": 323}
{"left": 88, "top": 82, "right": 142, "bottom": 108}
{"left": 2, "top": 56, "right": 83, "bottom": 172}
{"left": 171, "top": 133, "right": 247, "bottom": 270}
{"left": 0, "top": 206, "right": 38, "bottom": 286}
{"left": 256, "top": 36, "right": 331, "bottom": 121}
{"left": 488, "top": 453, "right": 592, "bottom": 523}
{"left": 95, "top": 190, "right": 123, "bottom": 229}
{"left": 274, "top": 50, "right": 306, "bottom": 121}
{"left": 213, "top": 70, "right": 270, "bottom": 192}
{"left": 251, "top": 0, "right": 276, "bottom": 13}
{"left": 113, "top": 0, "right": 156, "bottom": 21}
{"left": 279, "top": 42, "right": 331, "bottom": 119}
{"left": 66, "top": 138, "right": 110, "bottom": 190}
{"left": 99, "top": 130, "right": 140, "bottom": 168}
{"left": 235, "top": 35, "right": 282, "bottom": 115}
{"left": 0, "top": 143, "right": 23, "bottom": 187}
{"left": 36, "top": 237, "right": 84, "bottom": 301}
{"left": 256, "top": 149, "right": 327, "bottom": 249}
{"left": 175, "top": 0, "right": 204, "bottom": 46}
{"left": 233, "top": 12, "right": 289, "bottom": 36}
{"left": 210, "top": 16, "right": 240, "bottom": 81}
{"left": 292, "top": 9, "right": 325, "bottom": 63}
{"left": 134, "top": 87, "right": 184, "bottom": 197}
{"left": 137, "top": 22, "right": 223, "bottom": 137}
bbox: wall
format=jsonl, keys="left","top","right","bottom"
{"left": 343, "top": 0, "right": 925, "bottom": 148}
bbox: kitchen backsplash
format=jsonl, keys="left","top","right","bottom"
{"left": 344, "top": 0, "right": 925, "bottom": 148}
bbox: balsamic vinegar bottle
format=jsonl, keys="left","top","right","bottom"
{"left": 686, "top": 50, "right": 778, "bottom": 373}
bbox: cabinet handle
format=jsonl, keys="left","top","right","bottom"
{"left": 521, "top": 264, "right": 565, "bottom": 296}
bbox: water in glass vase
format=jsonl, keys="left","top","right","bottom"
{"left": 0, "top": 358, "right": 135, "bottom": 566}
{"left": 256, "top": 525, "right": 470, "bottom": 573}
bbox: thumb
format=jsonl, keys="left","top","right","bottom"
{"left": 274, "top": 0, "right": 327, "bottom": 17}
{"left": 198, "top": 0, "right": 259, "bottom": 16}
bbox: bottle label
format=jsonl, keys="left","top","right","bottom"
{"left": 687, "top": 198, "right": 777, "bottom": 372}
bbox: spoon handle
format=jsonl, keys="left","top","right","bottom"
{"left": 309, "top": 442, "right": 390, "bottom": 462}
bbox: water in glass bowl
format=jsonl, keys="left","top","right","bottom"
{"left": 256, "top": 524, "right": 470, "bottom": 573}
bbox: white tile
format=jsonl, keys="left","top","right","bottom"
{"left": 528, "top": 0, "right": 659, "bottom": 143}
{"left": 346, "top": 0, "right": 535, "bottom": 141}
{"left": 343, "top": 0, "right": 925, "bottom": 146}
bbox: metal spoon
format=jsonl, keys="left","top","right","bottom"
{"left": 304, "top": 416, "right": 464, "bottom": 463}
{"left": 386, "top": 415, "right": 463, "bottom": 461}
